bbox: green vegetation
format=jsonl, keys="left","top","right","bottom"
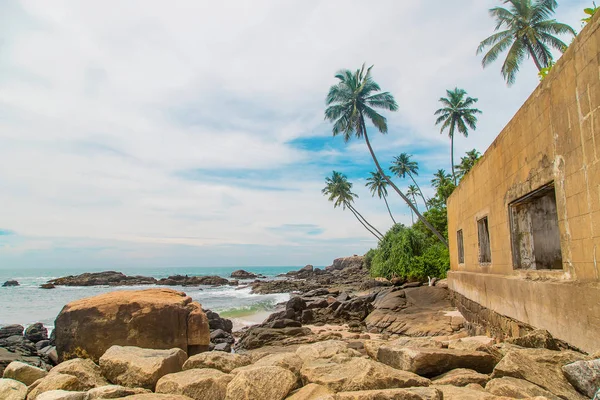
{"left": 435, "top": 88, "right": 482, "bottom": 184}
{"left": 366, "top": 171, "right": 396, "bottom": 224}
{"left": 322, "top": 171, "right": 383, "bottom": 241}
{"left": 477, "top": 0, "right": 576, "bottom": 85}
{"left": 324, "top": 65, "right": 448, "bottom": 246}
{"left": 455, "top": 149, "right": 482, "bottom": 181}
{"left": 582, "top": 2, "right": 598, "bottom": 25}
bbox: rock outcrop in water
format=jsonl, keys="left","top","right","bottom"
{"left": 54, "top": 288, "right": 210, "bottom": 362}
{"left": 46, "top": 271, "right": 237, "bottom": 287}
{"left": 2, "top": 280, "right": 19, "bottom": 287}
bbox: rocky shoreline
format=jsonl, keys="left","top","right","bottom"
{"left": 1, "top": 256, "right": 599, "bottom": 399}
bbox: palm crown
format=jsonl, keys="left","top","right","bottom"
{"left": 366, "top": 171, "right": 390, "bottom": 199}
{"left": 390, "top": 153, "right": 418, "bottom": 179}
{"left": 322, "top": 171, "right": 357, "bottom": 209}
{"left": 477, "top": 0, "right": 576, "bottom": 85}
{"left": 325, "top": 64, "right": 398, "bottom": 141}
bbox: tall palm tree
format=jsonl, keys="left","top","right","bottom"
{"left": 366, "top": 171, "right": 396, "bottom": 224}
{"left": 322, "top": 171, "right": 383, "bottom": 241}
{"left": 432, "top": 169, "right": 453, "bottom": 190}
{"left": 324, "top": 64, "right": 448, "bottom": 246}
{"left": 406, "top": 185, "right": 420, "bottom": 225}
{"left": 455, "top": 149, "right": 482, "bottom": 181}
{"left": 390, "top": 153, "right": 429, "bottom": 210}
{"left": 477, "top": 0, "right": 576, "bottom": 85}
{"left": 434, "top": 88, "right": 482, "bottom": 185}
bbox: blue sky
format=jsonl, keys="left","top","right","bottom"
{"left": 0, "top": 0, "right": 588, "bottom": 269}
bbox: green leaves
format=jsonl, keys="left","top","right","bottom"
{"left": 582, "top": 2, "right": 598, "bottom": 25}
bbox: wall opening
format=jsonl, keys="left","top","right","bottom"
{"left": 477, "top": 217, "right": 492, "bottom": 264}
{"left": 457, "top": 229, "right": 464, "bottom": 264}
{"left": 509, "top": 182, "right": 563, "bottom": 270}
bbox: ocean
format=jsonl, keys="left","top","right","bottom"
{"left": 0, "top": 265, "right": 301, "bottom": 331}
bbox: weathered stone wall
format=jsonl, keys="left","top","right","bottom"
{"left": 447, "top": 13, "right": 600, "bottom": 353}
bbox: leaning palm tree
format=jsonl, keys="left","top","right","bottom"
{"left": 366, "top": 171, "right": 396, "bottom": 224}
{"left": 435, "top": 88, "right": 482, "bottom": 185}
{"left": 406, "top": 185, "right": 420, "bottom": 225}
{"left": 455, "top": 149, "right": 482, "bottom": 181}
{"left": 322, "top": 171, "right": 383, "bottom": 241}
{"left": 390, "top": 153, "right": 429, "bottom": 210}
{"left": 432, "top": 169, "right": 453, "bottom": 190}
{"left": 324, "top": 64, "right": 448, "bottom": 246}
{"left": 477, "top": 0, "right": 576, "bottom": 85}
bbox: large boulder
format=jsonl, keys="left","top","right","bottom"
{"left": 431, "top": 368, "right": 490, "bottom": 387}
{"left": 327, "top": 256, "right": 365, "bottom": 271}
{"left": 24, "top": 324, "right": 48, "bottom": 344}
{"left": 2, "top": 361, "right": 48, "bottom": 385}
{"left": 106, "top": 394, "right": 193, "bottom": 400}
{"left": 491, "top": 348, "right": 588, "bottom": 399}
{"left": 505, "top": 329, "right": 559, "bottom": 350}
{"left": 35, "top": 391, "right": 86, "bottom": 400}
{"left": 0, "top": 325, "right": 24, "bottom": 340}
{"left": 286, "top": 383, "right": 333, "bottom": 400}
{"left": 300, "top": 357, "right": 430, "bottom": 392}
{"left": 27, "top": 374, "right": 87, "bottom": 399}
{"left": 334, "top": 387, "right": 442, "bottom": 400}
{"left": 430, "top": 384, "right": 500, "bottom": 400}
{"left": 54, "top": 289, "right": 209, "bottom": 362}
{"left": 295, "top": 340, "right": 360, "bottom": 363}
{"left": 156, "top": 368, "right": 232, "bottom": 400}
{"left": 85, "top": 385, "right": 150, "bottom": 399}
{"left": 247, "top": 352, "right": 303, "bottom": 377}
{"left": 377, "top": 346, "right": 496, "bottom": 377}
{"left": 562, "top": 358, "right": 600, "bottom": 398}
{"left": 225, "top": 366, "right": 296, "bottom": 400}
{"left": 182, "top": 352, "right": 250, "bottom": 374}
{"left": 2, "top": 280, "right": 19, "bottom": 287}
{"left": 0, "top": 378, "right": 27, "bottom": 400}
{"left": 99, "top": 346, "right": 187, "bottom": 390}
{"left": 230, "top": 270, "right": 257, "bottom": 279}
{"left": 234, "top": 326, "right": 312, "bottom": 351}
{"left": 485, "top": 377, "right": 561, "bottom": 400}
{"left": 48, "top": 358, "right": 108, "bottom": 388}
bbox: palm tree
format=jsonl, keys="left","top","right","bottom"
{"left": 477, "top": 0, "right": 576, "bottom": 85}
{"left": 390, "top": 153, "right": 429, "bottom": 210}
{"left": 366, "top": 171, "right": 396, "bottom": 224}
{"left": 432, "top": 169, "right": 453, "bottom": 190}
{"left": 322, "top": 171, "right": 383, "bottom": 241}
{"left": 324, "top": 64, "right": 448, "bottom": 246}
{"left": 406, "top": 185, "right": 420, "bottom": 224}
{"left": 455, "top": 149, "right": 482, "bottom": 181}
{"left": 434, "top": 88, "right": 482, "bottom": 185}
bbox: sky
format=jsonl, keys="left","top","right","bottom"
{"left": 0, "top": 0, "right": 588, "bottom": 269}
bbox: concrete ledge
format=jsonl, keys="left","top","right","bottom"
{"left": 448, "top": 271, "right": 600, "bottom": 353}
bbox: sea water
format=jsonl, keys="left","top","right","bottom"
{"left": 0, "top": 265, "right": 300, "bottom": 331}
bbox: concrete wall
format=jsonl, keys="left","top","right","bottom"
{"left": 447, "top": 14, "right": 600, "bottom": 353}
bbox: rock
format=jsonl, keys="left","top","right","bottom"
{"left": 48, "top": 358, "right": 108, "bottom": 388}
{"left": 248, "top": 352, "right": 303, "bottom": 376}
{"left": 157, "top": 275, "right": 233, "bottom": 286}
{"left": 156, "top": 368, "right": 232, "bottom": 400}
{"left": 562, "top": 358, "right": 600, "bottom": 398}
{"left": 377, "top": 346, "right": 496, "bottom": 377}
{"left": 0, "top": 378, "right": 27, "bottom": 400}
{"left": 295, "top": 340, "right": 359, "bottom": 362}
{"left": 36, "top": 341, "right": 51, "bottom": 351}
{"left": 55, "top": 288, "right": 209, "bottom": 362}
{"left": 485, "top": 377, "right": 561, "bottom": 399}
{"left": 25, "top": 324, "right": 48, "bottom": 344}
{"left": 85, "top": 385, "right": 150, "bottom": 399}
{"left": 447, "top": 336, "right": 495, "bottom": 352}
{"left": 230, "top": 270, "right": 257, "bottom": 279}
{"left": 225, "top": 366, "right": 296, "bottom": 400}
{"left": 327, "top": 256, "right": 365, "bottom": 271}
{"left": 300, "top": 357, "right": 430, "bottom": 392}
{"left": 99, "top": 346, "right": 187, "bottom": 390}
{"left": 304, "top": 289, "right": 330, "bottom": 297}
{"left": 35, "top": 391, "right": 86, "bottom": 400}
{"left": 505, "top": 329, "right": 559, "bottom": 350}
{"left": 107, "top": 394, "right": 193, "bottom": 400}
{"left": 434, "top": 279, "right": 448, "bottom": 288}
{"left": 39, "top": 284, "right": 55, "bottom": 289}
{"left": 38, "top": 346, "right": 58, "bottom": 364}
{"left": 213, "top": 343, "right": 231, "bottom": 353}
{"left": 365, "top": 287, "right": 458, "bottom": 336}
{"left": 491, "top": 348, "right": 588, "bottom": 399}
{"left": 334, "top": 387, "right": 442, "bottom": 400}
{"left": 286, "top": 383, "right": 333, "bottom": 400}
{"left": 2, "top": 361, "right": 48, "bottom": 385}
{"left": 47, "top": 271, "right": 157, "bottom": 287}
{"left": 210, "top": 329, "right": 234, "bottom": 343}
{"left": 432, "top": 368, "right": 490, "bottom": 387}
{"left": 401, "top": 282, "right": 423, "bottom": 289}
{"left": 431, "top": 384, "right": 499, "bottom": 399}
{"left": 205, "top": 310, "right": 233, "bottom": 333}
{"left": 234, "top": 326, "right": 312, "bottom": 350}
{"left": 183, "top": 352, "right": 250, "bottom": 374}
{"left": 0, "top": 347, "right": 47, "bottom": 377}
{"left": 287, "top": 297, "right": 307, "bottom": 312}
{"left": 0, "top": 325, "right": 24, "bottom": 340}
{"left": 2, "top": 280, "right": 19, "bottom": 287}
{"left": 27, "top": 374, "right": 87, "bottom": 399}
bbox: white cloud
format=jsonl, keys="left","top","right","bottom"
{"left": 0, "top": 0, "right": 587, "bottom": 268}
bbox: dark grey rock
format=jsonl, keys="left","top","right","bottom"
{"left": 36, "top": 340, "right": 51, "bottom": 350}
{"left": 0, "top": 325, "right": 24, "bottom": 339}
{"left": 25, "top": 323, "right": 48, "bottom": 343}
{"left": 213, "top": 342, "right": 232, "bottom": 352}
{"left": 2, "top": 280, "right": 19, "bottom": 287}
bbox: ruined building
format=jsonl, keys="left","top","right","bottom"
{"left": 447, "top": 15, "right": 600, "bottom": 353}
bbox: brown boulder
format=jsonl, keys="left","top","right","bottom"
{"left": 335, "top": 387, "right": 442, "bottom": 400}
{"left": 85, "top": 385, "right": 150, "bottom": 399}
{"left": 155, "top": 368, "right": 233, "bottom": 400}
{"left": 225, "top": 366, "right": 296, "bottom": 400}
{"left": 0, "top": 378, "right": 27, "bottom": 400}
{"left": 286, "top": 383, "right": 334, "bottom": 400}
{"left": 55, "top": 289, "right": 209, "bottom": 362}
{"left": 377, "top": 346, "right": 496, "bottom": 377}
{"left": 432, "top": 368, "right": 490, "bottom": 387}
{"left": 2, "top": 361, "right": 48, "bottom": 386}
{"left": 182, "top": 352, "right": 250, "bottom": 374}
{"left": 485, "top": 377, "right": 561, "bottom": 400}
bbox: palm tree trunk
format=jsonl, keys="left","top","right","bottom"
{"left": 347, "top": 203, "right": 384, "bottom": 239}
{"left": 524, "top": 39, "right": 544, "bottom": 71}
{"left": 347, "top": 204, "right": 382, "bottom": 241}
{"left": 409, "top": 174, "right": 429, "bottom": 211}
{"left": 382, "top": 195, "right": 396, "bottom": 224}
{"left": 451, "top": 134, "right": 457, "bottom": 185}
{"left": 360, "top": 118, "right": 449, "bottom": 247}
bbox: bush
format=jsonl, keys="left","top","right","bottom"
{"left": 369, "top": 224, "right": 449, "bottom": 281}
